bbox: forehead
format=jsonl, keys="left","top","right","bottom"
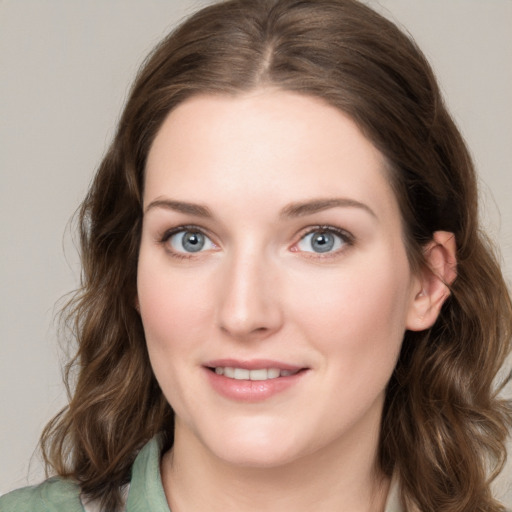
{"left": 144, "top": 89, "right": 398, "bottom": 221}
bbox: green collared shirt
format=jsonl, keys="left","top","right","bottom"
{"left": 0, "top": 436, "right": 403, "bottom": 511}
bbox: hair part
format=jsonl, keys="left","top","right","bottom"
{"left": 41, "top": 1, "right": 512, "bottom": 510}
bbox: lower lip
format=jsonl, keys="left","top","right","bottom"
{"left": 204, "top": 368, "right": 307, "bottom": 402}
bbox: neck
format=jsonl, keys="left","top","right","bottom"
{"left": 161, "top": 418, "right": 390, "bottom": 512}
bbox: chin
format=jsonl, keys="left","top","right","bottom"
{"left": 213, "top": 441, "right": 302, "bottom": 469}
{"left": 197, "top": 420, "right": 307, "bottom": 469}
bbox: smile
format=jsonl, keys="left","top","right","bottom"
{"left": 204, "top": 360, "right": 307, "bottom": 401}
{"left": 212, "top": 367, "right": 299, "bottom": 381}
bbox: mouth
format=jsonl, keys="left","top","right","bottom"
{"left": 207, "top": 366, "right": 300, "bottom": 381}
{"left": 203, "top": 359, "right": 308, "bottom": 401}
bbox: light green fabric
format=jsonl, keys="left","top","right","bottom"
{"left": 0, "top": 437, "right": 169, "bottom": 512}
{"left": 124, "top": 435, "right": 170, "bottom": 511}
{"left": 0, "top": 436, "right": 402, "bottom": 511}
{"left": 0, "top": 476, "right": 84, "bottom": 512}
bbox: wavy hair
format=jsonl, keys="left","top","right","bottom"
{"left": 41, "top": 0, "right": 512, "bottom": 510}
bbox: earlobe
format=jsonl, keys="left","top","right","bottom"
{"left": 406, "top": 231, "right": 457, "bottom": 332}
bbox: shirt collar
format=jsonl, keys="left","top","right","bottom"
{"left": 125, "top": 435, "right": 170, "bottom": 511}
{"left": 384, "top": 472, "right": 403, "bottom": 512}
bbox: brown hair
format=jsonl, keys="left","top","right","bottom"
{"left": 41, "top": 0, "right": 512, "bottom": 510}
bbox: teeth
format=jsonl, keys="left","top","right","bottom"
{"left": 234, "top": 368, "right": 250, "bottom": 380}
{"left": 213, "top": 367, "right": 298, "bottom": 381}
{"left": 267, "top": 368, "right": 280, "bottom": 379}
{"left": 247, "top": 368, "right": 266, "bottom": 381}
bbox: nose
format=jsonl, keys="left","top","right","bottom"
{"left": 216, "top": 248, "right": 284, "bottom": 341}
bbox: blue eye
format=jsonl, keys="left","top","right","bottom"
{"left": 297, "top": 229, "right": 349, "bottom": 253}
{"left": 166, "top": 229, "right": 215, "bottom": 253}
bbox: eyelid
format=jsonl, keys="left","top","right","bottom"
{"left": 292, "top": 225, "right": 355, "bottom": 255}
{"left": 156, "top": 223, "right": 354, "bottom": 258}
{"left": 159, "top": 224, "right": 218, "bottom": 257}
{"left": 160, "top": 224, "right": 196, "bottom": 241}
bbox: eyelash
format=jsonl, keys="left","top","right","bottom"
{"left": 159, "top": 224, "right": 216, "bottom": 260}
{"left": 158, "top": 224, "right": 355, "bottom": 259}
{"left": 293, "top": 225, "right": 355, "bottom": 258}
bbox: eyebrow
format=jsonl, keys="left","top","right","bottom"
{"left": 280, "top": 198, "right": 376, "bottom": 219}
{"left": 144, "top": 197, "right": 376, "bottom": 219}
{"left": 144, "top": 199, "right": 212, "bottom": 217}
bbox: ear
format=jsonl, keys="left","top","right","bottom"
{"left": 406, "top": 231, "right": 457, "bottom": 332}
{"left": 135, "top": 296, "right": 141, "bottom": 314}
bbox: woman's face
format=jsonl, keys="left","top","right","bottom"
{"left": 137, "top": 89, "right": 422, "bottom": 468}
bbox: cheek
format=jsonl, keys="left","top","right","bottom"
{"left": 137, "top": 258, "right": 216, "bottom": 416}
{"left": 137, "top": 258, "right": 213, "bottom": 356}
{"left": 290, "top": 251, "right": 412, "bottom": 367}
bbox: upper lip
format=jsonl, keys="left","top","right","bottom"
{"left": 204, "top": 359, "right": 305, "bottom": 371}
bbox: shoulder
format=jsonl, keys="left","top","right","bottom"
{"left": 0, "top": 477, "right": 84, "bottom": 512}
{"left": 0, "top": 436, "right": 165, "bottom": 512}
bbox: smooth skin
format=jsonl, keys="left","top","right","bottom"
{"left": 137, "top": 89, "right": 456, "bottom": 512}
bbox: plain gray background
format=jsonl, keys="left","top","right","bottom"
{"left": 1, "top": 0, "right": 511, "bottom": 504}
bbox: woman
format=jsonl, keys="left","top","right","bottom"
{"left": 1, "top": 0, "right": 511, "bottom": 510}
